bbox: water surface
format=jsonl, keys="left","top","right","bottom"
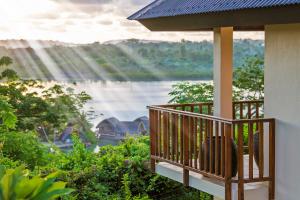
{"left": 51, "top": 81, "right": 203, "bottom": 129}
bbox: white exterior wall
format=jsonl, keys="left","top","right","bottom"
{"left": 265, "top": 24, "right": 300, "bottom": 200}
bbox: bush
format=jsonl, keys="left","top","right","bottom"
{"left": 0, "top": 165, "right": 73, "bottom": 200}
{"left": 57, "top": 136, "right": 202, "bottom": 199}
{"left": 0, "top": 131, "right": 49, "bottom": 169}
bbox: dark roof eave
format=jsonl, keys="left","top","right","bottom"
{"left": 131, "top": 5, "right": 300, "bottom": 31}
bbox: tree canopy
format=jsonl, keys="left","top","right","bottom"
{"left": 169, "top": 56, "right": 264, "bottom": 104}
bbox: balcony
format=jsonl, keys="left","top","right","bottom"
{"left": 148, "top": 101, "right": 275, "bottom": 200}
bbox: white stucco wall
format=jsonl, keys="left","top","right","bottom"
{"left": 265, "top": 23, "right": 300, "bottom": 200}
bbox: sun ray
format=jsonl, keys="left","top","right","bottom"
{"left": 27, "top": 40, "right": 69, "bottom": 81}
{"left": 10, "top": 40, "right": 47, "bottom": 80}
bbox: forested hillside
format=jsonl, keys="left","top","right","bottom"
{"left": 0, "top": 39, "right": 264, "bottom": 81}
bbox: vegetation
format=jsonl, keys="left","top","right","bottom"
{"left": 0, "top": 56, "right": 207, "bottom": 199}
{"left": 0, "top": 54, "right": 264, "bottom": 199}
{"left": 169, "top": 56, "right": 264, "bottom": 104}
{"left": 0, "top": 166, "right": 73, "bottom": 200}
{"left": 233, "top": 57, "right": 264, "bottom": 100}
{"left": 0, "top": 56, "right": 93, "bottom": 141}
{"left": 0, "top": 39, "right": 264, "bottom": 81}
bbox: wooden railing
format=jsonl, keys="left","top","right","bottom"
{"left": 148, "top": 101, "right": 275, "bottom": 200}
{"left": 232, "top": 100, "right": 264, "bottom": 119}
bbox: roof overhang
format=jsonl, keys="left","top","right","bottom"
{"left": 133, "top": 5, "right": 300, "bottom": 31}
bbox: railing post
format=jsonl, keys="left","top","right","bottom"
{"left": 149, "top": 109, "right": 156, "bottom": 172}
{"left": 237, "top": 122, "right": 244, "bottom": 200}
{"left": 225, "top": 123, "right": 232, "bottom": 200}
{"left": 183, "top": 115, "right": 189, "bottom": 186}
{"left": 269, "top": 119, "right": 275, "bottom": 200}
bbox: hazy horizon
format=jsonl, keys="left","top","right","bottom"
{"left": 0, "top": 0, "right": 264, "bottom": 43}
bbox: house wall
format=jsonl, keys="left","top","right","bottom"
{"left": 265, "top": 23, "right": 300, "bottom": 200}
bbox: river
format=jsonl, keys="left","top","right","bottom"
{"left": 51, "top": 80, "right": 203, "bottom": 129}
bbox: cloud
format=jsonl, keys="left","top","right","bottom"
{"left": 119, "top": 20, "right": 140, "bottom": 28}
{"left": 51, "top": 0, "right": 112, "bottom": 5}
{"left": 0, "top": 0, "right": 263, "bottom": 43}
{"left": 97, "top": 19, "right": 113, "bottom": 25}
{"left": 29, "top": 12, "right": 61, "bottom": 20}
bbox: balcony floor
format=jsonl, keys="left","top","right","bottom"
{"left": 155, "top": 155, "right": 268, "bottom": 200}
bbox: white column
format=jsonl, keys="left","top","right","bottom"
{"left": 213, "top": 27, "right": 233, "bottom": 119}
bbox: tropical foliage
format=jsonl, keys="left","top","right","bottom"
{"left": 0, "top": 55, "right": 264, "bottom": 200}
{"left": 0, "top": 166, "right": 73, "bottom": 200}
{"left": 169, "top": 57, "right": 264, "bottom": 104}
{"left": 233, "top": 57, "right": 264, "bottom": 100}
{"left": 0, "top": 56, "right": 93, "bottom": 141}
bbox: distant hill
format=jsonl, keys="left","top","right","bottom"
{"left": 0, "top": 39, "right": 264, "bottom": 81}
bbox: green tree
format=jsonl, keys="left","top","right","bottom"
{"left": 169, "top": 82, "right": 213, "bottom": 104}
{"left": 233, "top": 57, "right": 264, "bottom": 100}
{"left": 169, "top": 57, "right": 264, "bottom": 103}
{"left": 0, "top": 56, "right": 94, "bottom": 143}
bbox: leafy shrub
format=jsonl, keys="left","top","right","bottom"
{"left": 0, "top": 131, "right": 48, "bottom": 169}
{"left": 0, "top": 157, "right": 21, "bottom": 169}
{"left": 169, "top": 82, "right": 213, "bottom": 104}
{"left": 0, "top": 96, "right": 17, "bottom": 131}
{"left": 53, "top": 135, "right": 96, "bottom": 171}
{"left": 0, "top": 166, "right": 73, "bottom": 200}
{"left": 57, "top": 136, "right": 201, "bottom": 199}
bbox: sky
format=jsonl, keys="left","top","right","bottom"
{"left": 0, "top": 0, "right": 264, "bottom": 43}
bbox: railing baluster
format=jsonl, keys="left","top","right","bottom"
{"left": 208, "top": 104, "right": 212, "bottom": 115}
{"left": 237, "top": 122, "right": 244, "bottom": 200}
{"left": 174, "top": 114, "right": 179, "bottom": 163}
{"left": 269, "top": 120, "right": 275, "bottom": 200}
{"left": 249, "top": 122, "right": 254, "bottom": 180}
{"left": 225, "top": 123, "right": 232, "bottom": 200}
{"left": 193, "top": 117, "right": 198, "bottom": 169}
{"left": 163, "top": 112, "right": 168, "bottom": 159}
{"left": 204, "top": 119, "right": 208, "bottom": 171}
{"left": 240, "top": 103, "right": 244, "bottom": 119}
{"left": 215, "top": 122, "right": 219, "bottom": 175}
{"left": 199, "top": 104, "right": 203, "bottom": 114}
{"left": 221, "top": 122, "right": 225, "bottom": 177}
{"left": 171, "top": 113, "right": 176, "bottom": 161}
{"left": 259, "top": 121, "right": 264, "bottom": 178}
{"left": 183, "top": 115, "right": 189, "bottom": 186}
{"left": 233, "top": 103, "right": 236, "bottom": 120}
{"left": 209, "top": 120, "right": 214, "bottom": 173}
{"left": 190, "top": 107, "right": 195, "bottom": 168}
{"left": 247, "top": 103, "right": 251, "bottom": 119}
{"left": 149, "top": 109, "right": 156, "bottom": 172}
{"left": 154, "top": 110, "right": 158, "bottom": 157}
{"left": 190, "top": 116, "right": 194, "bottom": 167}
{"left": 199, "top": 117, "right": 203, "bottom": 170}
{"left": 180, "top": 114, "right": 184, "bottom": 165}
{"left": 158, "top": 111, "right": 162, "bottom": 157}
{"left": 256, "top": 102, "right": 260, "bottom": 118}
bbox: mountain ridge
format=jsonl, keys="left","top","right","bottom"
{"left": 0, "top": 39, "right": 264, "bottom": 81}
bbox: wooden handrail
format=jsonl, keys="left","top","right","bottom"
{"left": 148, "top": 100, "right": 275, "bottom": 200}
{"left": 153, "top": 100, "right": 264, "bottom": 107}
{"left": 147, "top": 105, "right": 232, "bottom": 123}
